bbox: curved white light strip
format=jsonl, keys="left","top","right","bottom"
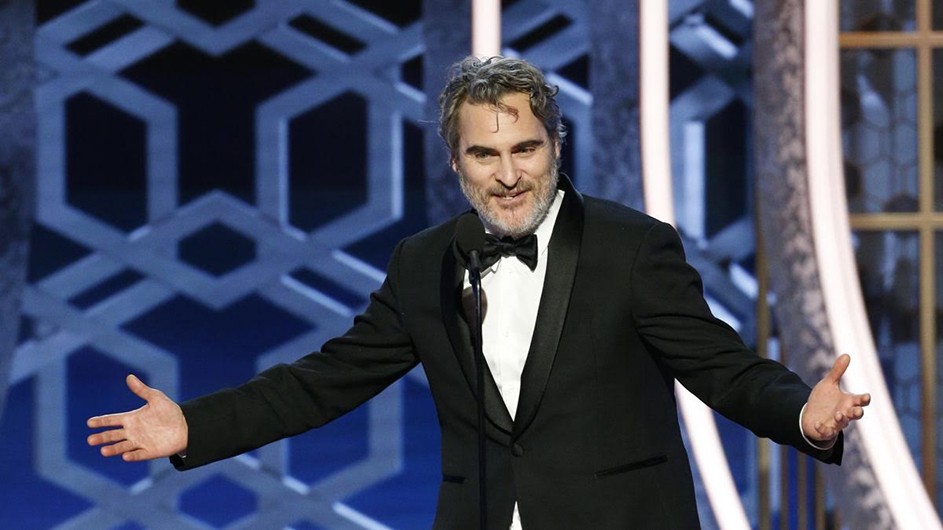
{"left": 640, "top": 2, "right": 751, "bottom": 529}
{"left": 804, "top": 2, "right": 941, "bottom": 528}
{"left": 472, "top": 0, "right": 501, "bottom": 57}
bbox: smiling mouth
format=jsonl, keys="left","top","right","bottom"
{"left": 495, "top": 189, "right": 528, "bottom": 200}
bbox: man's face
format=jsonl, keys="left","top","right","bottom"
{"left": 452, "top": 92, "right": 560, "bottom": 239}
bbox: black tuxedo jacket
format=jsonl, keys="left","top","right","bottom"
{"left": 172, "top": 179, "right": 840, "bottom": 528}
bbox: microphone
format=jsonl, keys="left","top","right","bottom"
{"left": 455, "top": 213, "right": 486, "bottom": 274}
{"left": 454, "top": 212, "right": 488, "bottom": 530}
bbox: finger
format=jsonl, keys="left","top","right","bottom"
{"left": 834, "top": 416, "right": 850, "bottom": 430}
{"left": 826, "top": 353, "right": 851, "bottom": 384}
{"left": 122, "top": 449, "right": 150, "bottom": 463}
{"left": 87, "top": 429, "right": 126, "bottom": 447}
{"left": 857, "top": 393, "right": 872, "bottom": 407}
{"left": 87, "top": 412, "right": 129, "bottom": 429}
{"left": 100, "top": 439, "right": 136, "bottom": 457}
{"left": 814, "top": 421, "right": 836, "bottom": 440}
{"left": 125, "top": 374, "right": 153, "bottom": 401}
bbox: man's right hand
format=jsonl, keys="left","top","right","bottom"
{"left": 87, "top": 374, "right": 188, "bottom": 462}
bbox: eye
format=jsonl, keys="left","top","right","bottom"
{"left": 515, "top": 145, "right": 538, "bottom": 156}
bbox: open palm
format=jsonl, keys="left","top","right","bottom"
{"left": 801, "top": 354, "right": 871, "bottom": 442}
{"left": 87, "top": 374, "right": 188, "bottom": 462}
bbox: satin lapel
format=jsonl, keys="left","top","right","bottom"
{"left": 440, "top": 239, "right": 514, "bottom": 435}
{"left": 513, "top": 179, "right": 584, "bottom": 438}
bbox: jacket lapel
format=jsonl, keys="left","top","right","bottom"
{"left": 513, "top": 177, "right": 584, "bottom": 437}
{"left": 440, "top": 238, "right": 514, "bottom": 435}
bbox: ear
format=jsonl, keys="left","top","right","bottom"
{"left": 553, "top": 138, "right": 561, "bottom": 159}
{"left": 450, "top": 155, "right": 459, "bottom": 174}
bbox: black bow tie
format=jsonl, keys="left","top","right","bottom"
{"left": 480, "top": 234, "right": 539, "bottom": 271}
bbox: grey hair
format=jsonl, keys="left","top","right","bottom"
{"left": 437, "top": 56, "right": 566, "bottom": 158}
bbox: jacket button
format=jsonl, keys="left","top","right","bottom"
{"left": 512, "top": 443, "right": 525, "bottom": 457}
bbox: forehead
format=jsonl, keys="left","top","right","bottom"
{"left": 456, "top": 92, "right": 547, "bottom": 146}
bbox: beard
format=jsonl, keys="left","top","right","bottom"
{"left": 458, "top": 161, "right": 560, "bottom": 239}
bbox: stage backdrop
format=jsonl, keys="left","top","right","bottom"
{"left": 1, "top": 1, "right": 809, "bottom": 528}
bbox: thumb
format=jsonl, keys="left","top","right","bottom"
{"left": 125, "top": 374, "right": 154, "bottom": 401}
{"left": 826, "top": 354, "right": 850, "bottom": 384}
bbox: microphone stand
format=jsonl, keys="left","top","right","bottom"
{"left": 467, "top": 250, "right": 487, "bottom": 530}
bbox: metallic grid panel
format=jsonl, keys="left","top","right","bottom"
{"left": 841, "top": 49, "right": 923, "bottom": 495}
{"left": 840, "top": 5, "right": 942, "bottom": 514}
{"left": 842, "top": 48, "right": 919, "bottom": 215}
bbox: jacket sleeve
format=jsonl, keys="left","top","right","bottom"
{"left": 172, "top": 241, "right": 419, "bottom": 470}
{"left": 629, "top": 221, "right": 841, "bottom": 463}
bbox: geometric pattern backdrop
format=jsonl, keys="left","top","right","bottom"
{"left": 8, "top": 2, "right": 434, "bottom": 528}
{"left": 0, "top": 0, "right": 836, "bottom": 528}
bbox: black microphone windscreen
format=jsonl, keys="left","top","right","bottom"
{"left": 455, "top": 213, "right": 486, "bottom": 259}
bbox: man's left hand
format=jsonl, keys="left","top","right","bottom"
{"left": 802, "top": 353, "right": 871, "bottom": 442}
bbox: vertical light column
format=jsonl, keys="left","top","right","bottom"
{"left": 640, "top": 1, "right": 750, "bottom": 529}
{"left": 472, "top": 0, "right": 500, "bottom": 57}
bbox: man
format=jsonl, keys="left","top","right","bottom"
{"left": 88, "top": 56, "right": 870, "bottom": 528}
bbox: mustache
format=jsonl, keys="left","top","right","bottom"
{"left": 487, "top": 183, "right": 533, "bottom": 197}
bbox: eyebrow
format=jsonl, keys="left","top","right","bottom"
{"left": 512, "top": 139, "right": 545, "bottom": 152}
{"left": 464, "top": 145, "right": 498, "bottom": 157}
{"left": 463, "top": 139, "right": 546, "bottom": 156}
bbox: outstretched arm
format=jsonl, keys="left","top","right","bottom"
{"left": 801, "top": 354, "right": 871, "bottom": 443}
{"left": 86, "top": 374, "right": 188, "bottom": 462}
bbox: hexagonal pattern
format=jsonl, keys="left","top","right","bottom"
{"left": 841, "top": 39, "right": 928, "bottom": 505}
{"left": 179, "top": 474, "right": 257, "bottom": 527}
{"left": 853, "top": 228, "right": 923, "bottom": 493}
{"left": 841, "top": 48, "right": 919, "bottom": 215}
{"left": 21, "top": 1, "right": 431, "bottom": 528}
{"left": 178, "top": 222, "right": 256, "bottom": 277}
{"left": 65, "top": 92, "right": 147, "bottom": 232}
{"left": 288, "top": 92, "right": 368, "bottom": 232}
{"left": 176, "top": 0, "right": 255, "bottom": 27}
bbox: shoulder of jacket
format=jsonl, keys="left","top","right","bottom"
{"left": 582, "top": 195, "right": 664, "bottom": 235}
{"left": 396, "top": 213, "right": 465, "bottom": 256}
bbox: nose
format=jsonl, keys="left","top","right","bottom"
{"left": 495, "top": 154, "right": 520, "bottom": 187}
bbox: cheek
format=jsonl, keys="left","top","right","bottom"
{"left": 459, "top": 165, "right": 492, "bottom": 188}
{"left": 522, "top": 158, "right": 554, "bottom": 181}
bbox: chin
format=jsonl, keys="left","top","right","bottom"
{"left": 493, "top": 214, "right": 538, "bottom": 238}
